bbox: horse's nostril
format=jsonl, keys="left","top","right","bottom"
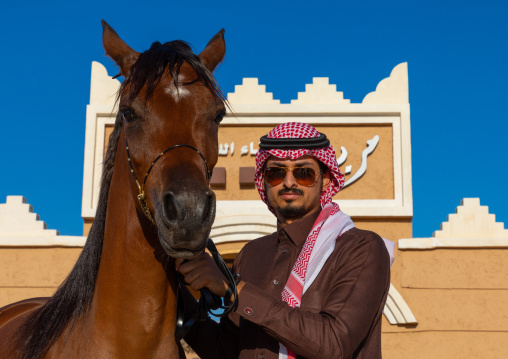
{"left": 162, "top": 192, "right": 178, "bottom": 222}
{"left": 203, "top": 190, "right": 216, "bottom": 224}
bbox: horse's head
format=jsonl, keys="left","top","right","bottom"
{"left": 102, "top": 21, "right": 225, "bottom": 259}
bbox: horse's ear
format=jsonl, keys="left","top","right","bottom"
{"left": 198, "top": 29, "right": 226, "bottom": 72}
{"left": 101, "top": 20, "right": 139, "bottom": 77}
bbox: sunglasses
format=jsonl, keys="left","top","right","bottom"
{"left": 264, "top": 166, "right": 321, "bottom": 187}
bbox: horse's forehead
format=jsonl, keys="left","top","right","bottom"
{"left": 164, "top": 80, "right": 190, "bottom": 101}
{"left": 161, "top": 64, "right": 204, "bottom": 102}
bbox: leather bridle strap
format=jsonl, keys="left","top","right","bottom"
{"left": 125, "top": 139, "right": 212, "bottom": 224}
{"left": 175, "top": 238, "right": 239, "bottom": 340}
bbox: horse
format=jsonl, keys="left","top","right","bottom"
{"left": 0, "top": 21, "right": 226, "bottom": 358}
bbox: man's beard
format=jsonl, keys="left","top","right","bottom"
{"left": 276, "top": 188, "right": 306, "bottom": 218}
{"left": 277, "top": 204, "right": 306, "bottom": 218}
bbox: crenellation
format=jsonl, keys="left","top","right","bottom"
{"left": 362, "top": 63, "right": 409, "bottom": 104}
{"left": 291, "top": 77, "right": 350, "bottom": 104}
{"left": 89, "top": 61, "right": 121, "bottom": 106}
{"left": 227, "top": 78, "right": 280, "bottom": 105}
{"left": 0, "top": 196, "right": 58, "bottom": 237}
{"left": 434, "top": 198, "right": 508, "bottom": 238}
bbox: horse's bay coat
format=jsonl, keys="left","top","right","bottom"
{"left": 0, "top": 21, "right": 226, "bottom": 359}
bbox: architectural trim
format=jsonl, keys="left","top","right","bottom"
{"left": 399, "top": 198, "right": 508, "bottom": 250}
{"left": 291, "top": 77, "right": 350, "bottom": 104}
{"left": 0, "top": 196, "right": 86, "bottom": 247}
{"left": 227, "top": 78, "right": 280, "bottom": 105}
{"left": 362, "top": 62, "right": 409, "bottom": 104}
{"left": 211, "top": 215, "right": 277, "bottom": 243}
{"left": 384, "top": 284, "right": 418, "bottom": 325}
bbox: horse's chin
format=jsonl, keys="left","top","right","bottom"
{"left": 157, "top": 229, "right": 208, "bottom": 259}
{"left": 160, "top": 241, "right": 207, "bottom": 259}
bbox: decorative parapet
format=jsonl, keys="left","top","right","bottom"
{"left": 362, "top": 63, "right": 408, "bottom": 104}
{"left": 0, "top": 196, "right": 57, "bottom": 237}
{"left": 227, "top": 78, "right": 280, "bottom": 105}
{"left": 291, "top": 77, "right": 350, "bottom": 104}
{"left": 399, "top": 198, "right": 508, "bottom": 249}
{"left": 227, "top": 64, "right": 408, "bottom": 106}
{"left": 89, "top": 61, "right": 121, "bottom": 106}
{"left": 0, "top": 196, "right": 85, "bottom": 246}
{"left": 82, "top": 63, "right": 121, "bottom": 219}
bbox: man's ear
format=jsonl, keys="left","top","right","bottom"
{"left": 322, "top": 172, "right": 331, "bottom": 191}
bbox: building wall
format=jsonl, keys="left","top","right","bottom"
{"left": 382, "top": 198, "right": 508, "bottom": 358}
{"left": 1, "top": 197, "right": 507, "bottom": 358}
{"left": 3, "top": 63, "right": 507, "bottom": 357}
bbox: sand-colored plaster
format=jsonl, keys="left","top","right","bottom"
{"left": 0, "top": 287, "right": 55, "bottom": 308}
{"left": 214, "top": 125, "right": 394, "bottom": 201}
{"left": 400, "top": 249, "right": 508, "bottom": 289}
{"left": 383, "top": 288, "right": 508, "bottom": 332}
{"left": 105, "top": 124, "right": 113, "bottom": 156}
{"left": 382, "top": 331, "right": 508, "bottom": 359}
{"left": 84, "top": 218, "right": 93, "bottom": 236}
{"left": 0, "top": 248, "right": 82, "bottom": 287}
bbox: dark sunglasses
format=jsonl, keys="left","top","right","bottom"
{"left": 264, "top": 167, "right": 321, "bottom": 187}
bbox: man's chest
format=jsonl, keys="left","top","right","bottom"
{"left": 237, "top": 239, "right": 338, "bottom": 311}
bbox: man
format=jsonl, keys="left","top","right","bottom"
{"left": 177, "top": 122, "right": 391, "bottom": 359}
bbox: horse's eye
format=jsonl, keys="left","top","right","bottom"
{"left": 121, "top": 109, "right": 137, "bottom": 122}
{"left": 214, "top": 110, "right": 226, "bottom": 125}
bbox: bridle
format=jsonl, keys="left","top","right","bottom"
{"left": 125, "top": 139, "right": 212, "bottom": 224}
{"left": 125, "top": 136, "right": 238, "bottom": 338}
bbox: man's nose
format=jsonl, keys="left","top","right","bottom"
{"left": 283, "top": 170, "right": 298, "bottom": 188}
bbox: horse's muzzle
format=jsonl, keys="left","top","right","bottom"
{"left": 155, "top": 188, "right": 216, "bottom": 258}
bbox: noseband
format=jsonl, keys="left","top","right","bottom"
{"left": 125, "top": 139, "right": 212, "bottom": 224}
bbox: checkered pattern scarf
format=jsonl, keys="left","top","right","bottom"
{"left": 254, "top": 122, "right": 345, "bottom": 215}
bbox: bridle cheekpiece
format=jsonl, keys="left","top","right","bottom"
{"left": 125, "top": 139, "right": 212, "bottom": 224}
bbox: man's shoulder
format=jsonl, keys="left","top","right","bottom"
{"left": 342, "top": 227, "right": 382, "bottom": 241}
{"left": 338, "top": 227, "right": 388, "bottom": 257}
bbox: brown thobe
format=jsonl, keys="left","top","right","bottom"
{"left": 185, "top": 209, "right": 390, "bottom": 359}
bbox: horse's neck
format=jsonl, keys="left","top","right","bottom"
{"left": 86, "top": 141, "right": 179, "bottom": 354}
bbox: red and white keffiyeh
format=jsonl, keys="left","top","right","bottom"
{"left": 254, "top": 122, "right": 345, "bottom": 215}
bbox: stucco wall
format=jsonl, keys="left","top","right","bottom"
{"left": 2, "top": 197, "right": 507, "bottom": 358}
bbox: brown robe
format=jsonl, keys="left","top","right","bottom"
{"left": 185, "top": 210, "right": 390, "bottom": 359}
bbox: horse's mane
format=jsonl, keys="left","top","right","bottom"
{"left": 16, "top": 40, "right": 225, "bottom": 359}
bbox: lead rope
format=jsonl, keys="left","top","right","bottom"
{"left": 175, "top": 238, "right": 239, "bottom": 340}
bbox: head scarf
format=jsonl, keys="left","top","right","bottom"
{"left": 254, "top": 122, "right": 345, "bottom": 214}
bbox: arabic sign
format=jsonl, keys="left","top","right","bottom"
{"left": 213, "top": 125, "right": 394, "bottom": 201}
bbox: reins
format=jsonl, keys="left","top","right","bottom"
{"left": 175, "top": 238, "right": 239, "bottom": 340}
{"left": 125, "top": 139, "right": 212, "bottom": 223}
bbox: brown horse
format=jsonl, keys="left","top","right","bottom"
{"left": 0, "top": 21, "right": 226, "bottom": 358}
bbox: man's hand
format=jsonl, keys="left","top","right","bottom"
{"left": 175, "top": 252, "right": 229, "bottom": 297}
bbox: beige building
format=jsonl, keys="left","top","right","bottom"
{"left": 1, "top": 62, "right": 507, "bottom": 358}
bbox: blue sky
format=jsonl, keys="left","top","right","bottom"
{"left": 1, "top": 0, "right": 506, "bottom": 238}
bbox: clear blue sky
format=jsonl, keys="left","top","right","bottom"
{"left": 1, "top": 0, "right": 506, "bottom": 238}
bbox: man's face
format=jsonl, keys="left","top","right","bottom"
{"left": 264, "top": 155, "right": 331, "bottom": 225}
